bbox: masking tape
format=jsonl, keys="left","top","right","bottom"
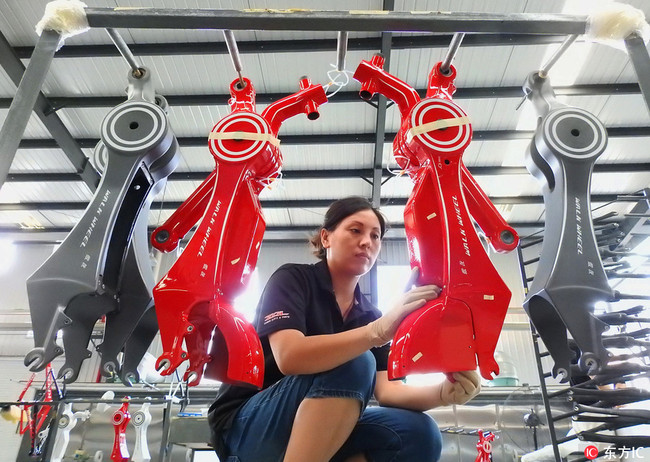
{"left": 407, "top": 116, "right": 470, "bottom": 142}
{"left": 209, "top": 131, "right": 280, "bottom": 147}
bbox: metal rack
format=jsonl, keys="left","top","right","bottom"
{"left": 518, "top": 189, "right": 650, "bottom": 462}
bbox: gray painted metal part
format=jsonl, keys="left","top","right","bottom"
{"left": 522, "top": 71, "right": 613, "bottom": 382}
{"left": 24, "top": 68, "right": 178, "bottom": 383}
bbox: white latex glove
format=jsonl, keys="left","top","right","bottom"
{"left": 367, "top": 267, "right": 441, "bottom": 347}
{"left": 439, "top": 370, "right": 481, "bottom": 405}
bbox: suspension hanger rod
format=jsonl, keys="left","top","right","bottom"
{"left": 223, "top": 29, "right": 245, "bottom": 87}
{"left": 539, "top": 34, "right": 578, "bottom": 77}
{"left": 336, "top": 31, "right": 348, "bottom": 71}
{"left": 106, "top": 28, "right": 143, "bottom": 77}
{"left": 440, "top": 32, "right": 465, "bottom": 75}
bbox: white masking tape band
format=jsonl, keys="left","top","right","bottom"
{"left": 407, "top": 116, "right": 470, "bottom": 142}
{"left": 209, "top": 131, "right": 280, "bottom": 147}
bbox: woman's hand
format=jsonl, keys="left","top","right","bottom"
{"left": 438, "top": 370, "right": 481, "bottom": 405}
{"left": 367, "top": 267, "right": 441, "bottom": 347}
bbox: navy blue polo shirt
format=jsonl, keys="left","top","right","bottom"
{"left": 208, "top": 260, "right": 389, "bottom": 454}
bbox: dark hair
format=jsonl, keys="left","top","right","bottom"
{"left": 310, "top": 196, "right": 387, "bottom": 260}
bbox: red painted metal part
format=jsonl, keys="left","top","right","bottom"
{"left": 18, "top": 364, "right": 54, "bottom": 442}
{"left": 354, "top": 55, "right": 516, "bottom": 381}
{"left": 111, "top": 400, "right": 131, "bottom": 462}
{"left": 152, "top": 77, "right": 327, "bottom": 387}
{"left": 475, "top": 430, "right": 496, "bottom": 462}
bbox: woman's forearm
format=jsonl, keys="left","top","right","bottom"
{"left": 269, "top": 327, "right": 375, "bottom": 375}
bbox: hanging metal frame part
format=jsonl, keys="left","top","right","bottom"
{"left": 353, "top": 53, "right": 518, "bottom": 380}
{"left": 151, "top": 75, "right": 327, "bottom": 387}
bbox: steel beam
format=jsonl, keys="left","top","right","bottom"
{"left": 625, "top": 32, "right": 650, "bottom": 117}
{"left": 7, "top": 163, "right": 650, "bottom": 184}
{"left": 0, "top": 31, "right": 99, "bottom": 191}
{"left": 12, "top": 34, "right": 573, "bottom": 60}
{"left": 2, "top": 84, "right": 641, "bottom": 110}
{"left": 84, "top": 8, "right": 588, "bottom": 35}
{"left": 0, "top": 30, "right": 59, "bottom": 189}
{"left": 0, "top": 194, "right": 635, "bottom": 212}
{"left": 14, "top": 126, "right": 650, "bottom": 151}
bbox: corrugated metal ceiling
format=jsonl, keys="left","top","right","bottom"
{"left": 0, "top": 0, "right": 648, "bottom": 239}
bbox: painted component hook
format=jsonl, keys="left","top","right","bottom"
{"left": 24, "top": 67, "right": 179, "bottom": 384}
{"left": 152, "top": 76, "right": 327, "bottom": 386}
{"left": 131, "top": 401, "right": 152, "bottom": 462}
{"left": 50, "top": 403, "right": 91, "bottom": 462}
{"left": 475, "top": 430, "right": 496, "bottom": 462}
{"left": 354, "top": 54, "right": 516, "bottom": 381}
{"left": 522, "top": 71, "right": 613, "bottom": 382}
{"left": 111, "top": 400, "right": 131, "bottom": 462}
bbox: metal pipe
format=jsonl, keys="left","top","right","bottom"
{"left": 440, "top": 32, "right": 465, "bottom": 75}
{"left": 539, "top": 34, "right": 578, "bottom": 78}
{"left": 336, "top": 31, "right": 348, "bottom": 71}
{"left": 223, "top": 29, "right": 245, "bottom": 87}
{"left": 106, "top": 28, "right": 143, "bottom": 77}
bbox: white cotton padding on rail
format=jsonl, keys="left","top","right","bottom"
{"left": 586, "top": 2, "right": 650, "bottom": 48}
{"left": 35, "top": 0, "right": 89, "bottom": 45}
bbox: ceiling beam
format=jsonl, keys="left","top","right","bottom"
{"left": 1, "top": 83, "right": 641, "bottom": 110}
{"left": 6, "top": 163, "right": 650, "bottom": 184}
{"left": 83, "top": 9, "right": 587, "bottom": 35}
{"left": 14, "top": 126, "right": 650, "bottom": 151}
{"left": 0, "top": 194, "right": 639, "bottom": 212}
{"left": 0, "top": 31, "right": 100, "bottom": 191}
{"left": 12, "top": 34, "right": 573, "bottom": 60}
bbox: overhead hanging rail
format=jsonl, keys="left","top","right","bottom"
{"left": 81, "top": 9, "right": 589, "bottom": 34}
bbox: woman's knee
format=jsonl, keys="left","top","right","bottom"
{"left": 310, "top": 351, "right": 376, "bottom": 405}
{"left": 402, "top": 411, "right": 442, "bottom": 460}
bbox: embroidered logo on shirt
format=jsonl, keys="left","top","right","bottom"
{"left": 264, "top": 310, "right": 290, "bottom": 324}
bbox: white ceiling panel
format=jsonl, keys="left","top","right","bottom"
{"left": 0, "top": 181, "right": 93, "bottom": 203}
{"left": 9, "top": 149, "right": 79, "bottom": 173}
{"left": 285, "top": 207, "right": 329, "bottom": 227}
{"left": 174, "top": 146, "right": 216, "bottom": 171}
{"left": 281, "top": 143, "right": 374, "bottom": 170}
{"left": 0, "top": 210, "right": 50, "bottom": 228}
{"left": 591, "top": 171, "right": 650, "bottom": 194}
{"left": 0, "top": 68, "right": 17, "bottom": 97}
{"left": 600, "top": 137, "right": 650, "bottom": 163}
{"left": 473, "top": 139, "right": 531, "bottom": 167}
{"left": 260, "top": 177, "right": 371, "bottom": 200}
{"left": 260, "top": 207, "right": 291, "bottom": 227}
{"left": 38, "top": 209, "right": 84, "bottom": 227}
{"left": 0, "top": 109, "right": 50, "bottom": 138}
{"left": 473, "top": 174, "right": 541, "bottom": 198}
{"left": 499, "top": 204, "right": 545, "bottom": 226}
{"left": 150, "top": 179, "right": 204, "bottom": 202}
{"left": 597, "top": 94, "right": 650, "bottom": 127}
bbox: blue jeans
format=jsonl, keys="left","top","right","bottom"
{"left": 220, "top": 351, "right": 442, "bottom": 462}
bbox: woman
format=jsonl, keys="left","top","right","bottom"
{"left": 208, "top": 196, "right": 481, "bottom": 462}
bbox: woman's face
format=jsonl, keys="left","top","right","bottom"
{"left": 321, "top": 209, "right": 382, "bottom": 278}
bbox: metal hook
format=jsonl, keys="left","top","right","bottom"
{"left": 223, "top": 29, "right": 245, "bottom": 88}
{"left": 440, "top": 33, "right": 465, "bottom": 75}
{"left": 106, "top": 28, "right": 144, "bottom": 78}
